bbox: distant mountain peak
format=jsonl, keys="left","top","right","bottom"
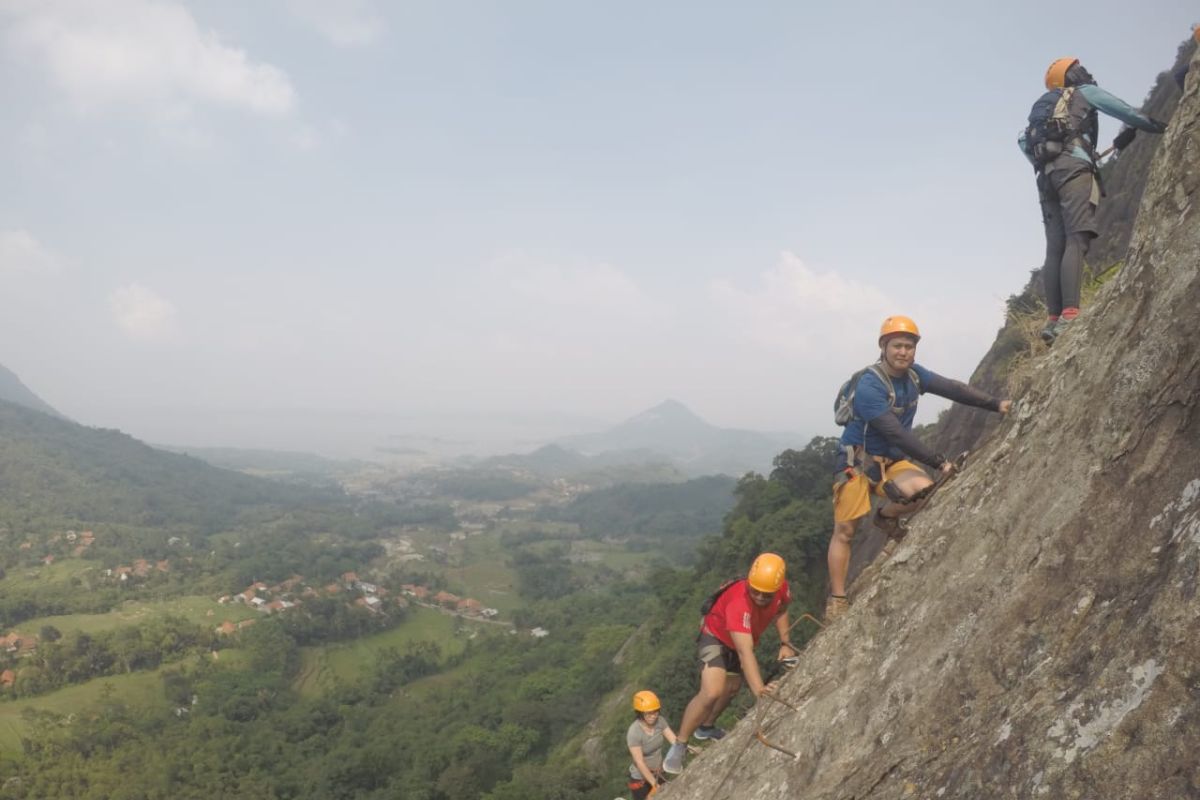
{"left": 555, "top": 399, "right": 795, "bottom": 476}
{"left": 0, "top": 363, "right": 62, "bottom": 418}
{"left": 623, "top": 399, "right": 711, "bottom": 429}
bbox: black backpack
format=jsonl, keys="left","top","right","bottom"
{"left": 700, "top": 578, "right": 742, "bottom": 616}
{"left": 1024, "top": 88, "right": 1077, "bottom": 167}
{"left": 833, "top": 363, "right": 921, "bottom": 426}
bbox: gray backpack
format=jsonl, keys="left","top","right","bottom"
{"left": 834, "top": 363, "right": 921, "bottom": 426}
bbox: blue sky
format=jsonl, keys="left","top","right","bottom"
{"left": 0, "top": 0, "right": 1195, "bottom": 455}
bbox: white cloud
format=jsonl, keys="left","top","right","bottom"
{"left": 109, "top": 282, "right": 178, "bottom": 340}
{"left": 283, "top": 0, "right": 385, "bottom": 47}
{"left": 0, "top": 229, "right": 60, "bottom": 274}
{"left": 489, "top": 254, "right": 659, "bottom": 318}
{"left": 2, "top": 0, "right": 296, "bottom": 116}
{"left": 710, "top": 251, "right": 893, "bottom": 361}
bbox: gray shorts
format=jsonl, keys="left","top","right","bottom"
{"left": 1040, "top": 159, "right": 1100, "bottom": 236}
{"left": 696, "top": 632, "right": 742, "bottom": 675}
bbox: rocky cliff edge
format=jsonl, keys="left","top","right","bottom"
{"left": 664, "top": 47, "right": 1200, "bottom": 800}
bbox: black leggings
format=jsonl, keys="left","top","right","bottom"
{"left": 1040, "top": 168, "right": 1097, "bottom": 315}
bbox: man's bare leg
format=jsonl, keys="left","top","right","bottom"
{"left": 827, "top": 519, "right": 859, "bottom": 598}
{"left": 677, "top": 665, "right": 728, "bottom": 742}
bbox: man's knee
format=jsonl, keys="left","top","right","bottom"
{"left": 832, "top": 520, "right": 858, "bottom": 544}
{"left": 698, "top": 667, "right": 728, "bottom": 702}
{"left": 891, "top": 470, "right": 932, "bottom": 498}
{"left": 1069, "top": 231, "right": 1093, "bottom": 256}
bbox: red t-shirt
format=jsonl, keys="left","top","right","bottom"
{"left": 702, "top": 578, "right": 790, "bottom": 649}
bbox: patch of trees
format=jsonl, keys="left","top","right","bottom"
{"left": 431, "top": 469, "right": 539, "bottom": 501}
{"left": 2, "top": 586, "right": 645, "bottom": 800}
{"left": 3, "top": 616, "right": 214, "bottom": 699}
{"left": 277, "top": 596, "right": 402, "bottom": 646}
{"left": 539, "top": 475, "right": 738, "bottom": 560}
{"left": 508, "top": 545, "right": 574, "bottom": 601}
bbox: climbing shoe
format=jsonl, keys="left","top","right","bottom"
{"left": 693, "top": 725, "right": 726, "bottom": 741}
{"left": 824, "top": 594, "right": 849, "bottom": 622}
{"left": 662, "top": 742, "right": 687, "bottom": 774}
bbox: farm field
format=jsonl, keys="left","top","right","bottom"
{"left": 15, "top": 594, "right": 258, "bottom": 638}
{"left": 293, "top": 606, "right": 477, "bottom": 696}
{"left": 0, "top": 666, "right": 168, "bottom": 756}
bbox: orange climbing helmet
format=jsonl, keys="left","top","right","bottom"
{"left": 1045, "top": 57, "right": 1080, "bottom": 89}
{"left": 879, "top": 315, "right": 921, "bottom": 345}
{"left": 747, "top": 553, "right": 786, "bottom": 593}
{"left": 632, "top": 690, "right": 661, "bottom": 713}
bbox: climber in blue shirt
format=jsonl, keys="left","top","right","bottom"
{"left": 826, "top": 316, "right": 1011, "bottom": 622}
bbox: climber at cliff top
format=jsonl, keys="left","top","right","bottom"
{"left": 1173, "top": 26, "right": 1200, "bottom": 90}
{"left": 1019, "top": 57, "right": 1169, "bottom": 345}
{"left": 826, "top": 316, "right": 1011, "bottom": 622}
{"left": 661, "top": 553, "right": 794, "bottom": 775}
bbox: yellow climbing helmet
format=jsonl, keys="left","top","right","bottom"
{"left": 1045, "top": 57, "right": 1080, "bottom": 89}
{"left": 879, "top": 315, "right": 921, "bottom": 345}
{"left": 632, "top": 690, "right": 661, "bottom": 713}
{"left": 747, "top": 553, "right": 786, "bottom": 593}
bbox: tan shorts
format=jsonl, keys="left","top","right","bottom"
{"left": 832, "top": 459, "right": 922, "bottom": 523}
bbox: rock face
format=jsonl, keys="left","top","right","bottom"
{"left": 663, "top": 49, "right": 1200, "bottom": 800}
{"left": 934, "top": 39, "right": 1196, "bottom": 460}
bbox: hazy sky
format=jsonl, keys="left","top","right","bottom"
{"left": 1, "top": 1, "right": 1194, "bottom": 455}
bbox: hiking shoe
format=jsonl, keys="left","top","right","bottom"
{"left": 824, "top": 595, "right": 849, "bottom": 623}
{"left": 1042, "top": 316, "right": 1074, "bottom": 346}
{"left": 662, "top": 742, "right": 687, "bottom": 774}
{"left": 873, "top": 509, "right": 908, "bottom": 541}
{"left": 1039, "top": 319, "right": 1058, "bottom": 344}
{"left": 693, "top": 725, "right": 726, "bottom": 741}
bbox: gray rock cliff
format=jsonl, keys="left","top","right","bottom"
{"left": 663, "top": 48, "right": 1200, "bottom": 800}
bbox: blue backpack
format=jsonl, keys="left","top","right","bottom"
{"left": 1025, "top": 88, "right": 1076, "bottom": 166}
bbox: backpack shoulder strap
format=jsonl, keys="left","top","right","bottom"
{"left": 864, "top": 363, "right": 897, "bottom": 408}
{"left": 907, "top": 368, "right": 921, "bottom": 394}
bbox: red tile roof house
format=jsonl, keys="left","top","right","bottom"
{"left": 216, "top": 621, "right": 237, "bottom": 635}
{"left": 434, "top": 591, "right": 460, "bottom": 608}
{"left": 457, "top": 598, "right": 482, "bottom": 614}
{"left": 2, "top": 633, "right": 37, "bottom": 656}
{"left": 1, "top": 669, "right": 15, "bottom": 688}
